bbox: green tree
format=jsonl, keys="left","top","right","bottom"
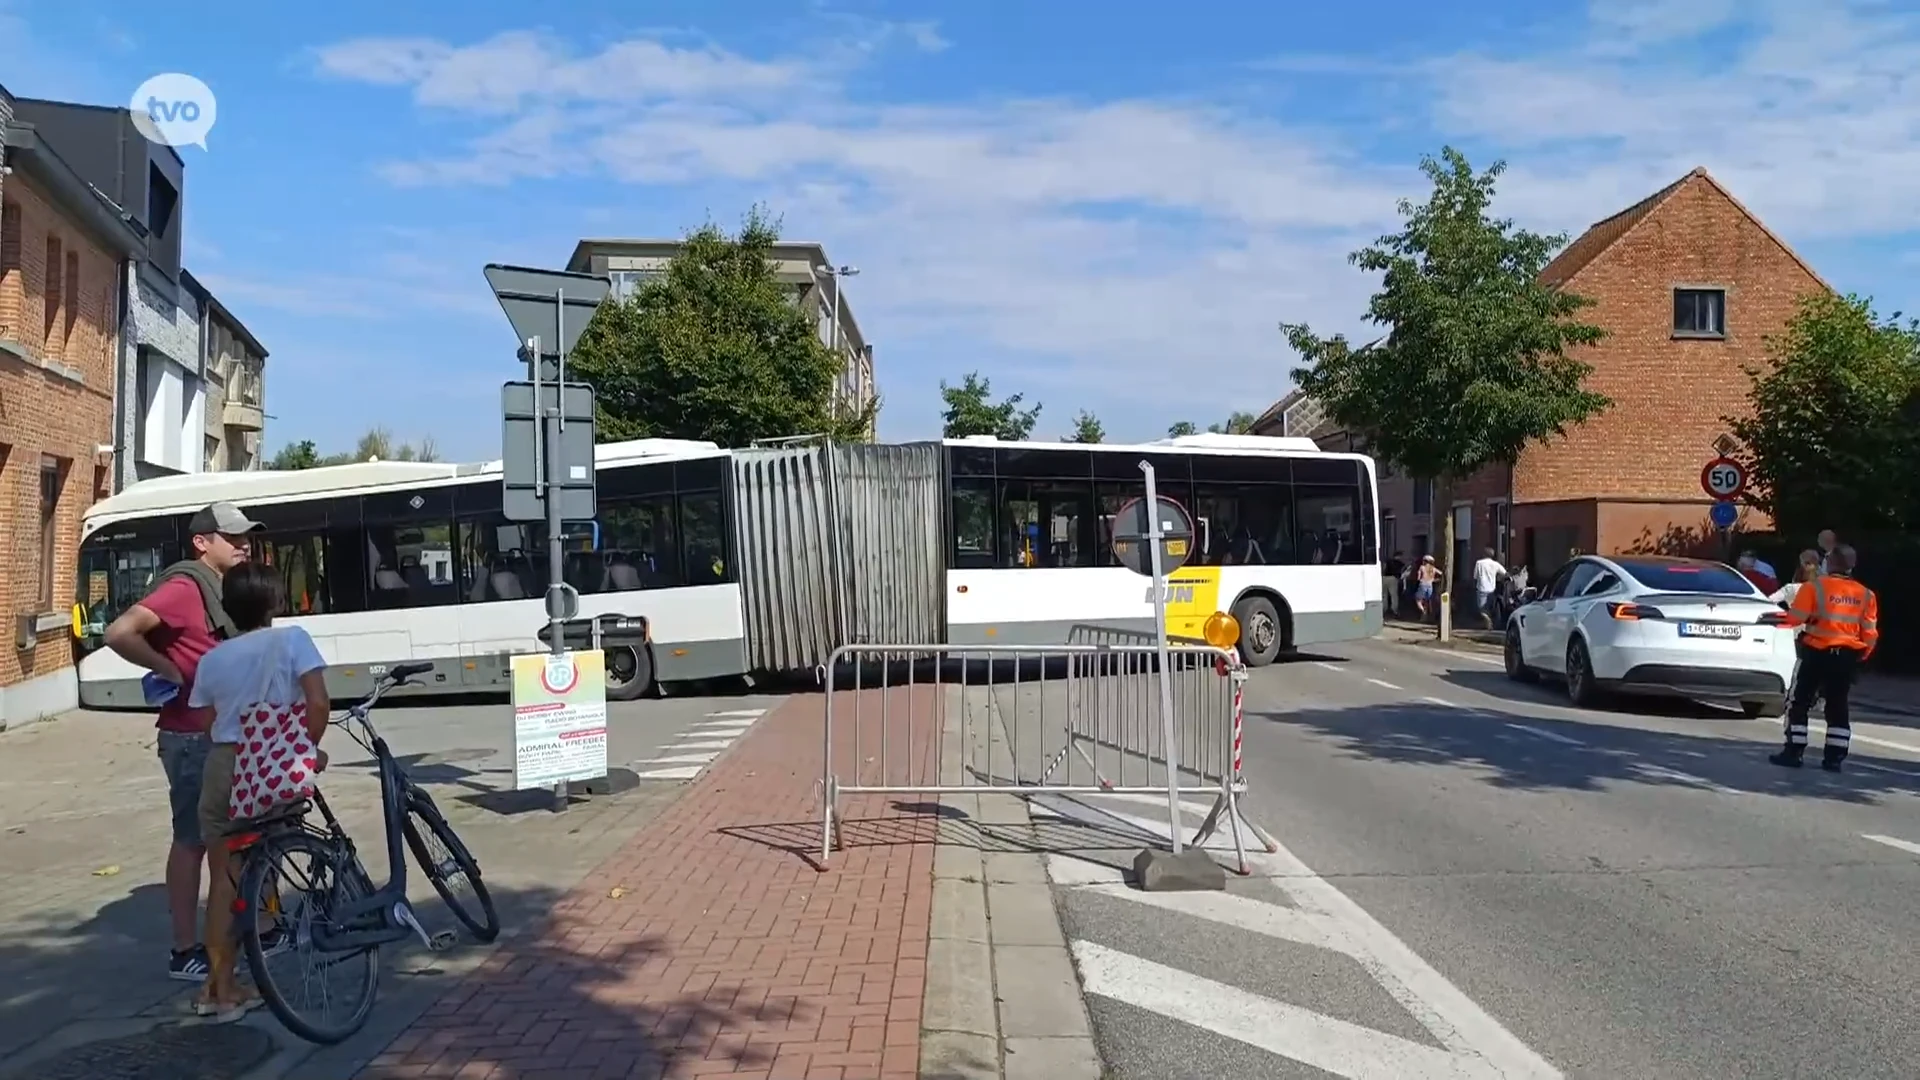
{"left": 1166, "top": 420, "right": 1199, "bottom": 437}
{"left": 1208, "top": 410, "right": 1258, "bottom": 435}
{"left": 1065, "top": 410, "right": 1105, "bottom": 443}
{"left": 940, "top": 371, "right": 1041, "bottom": 439}
{"left": 568, "top": 206, "right": 875, "bottom": 447}
{"left": 1727, "top": 293, "right": 1920, "bottom": 535}
{"left": 1282, "top": 147, "right": 1609, "bottom": 617}
{"left": 268, "top": 440, "right": 320, "bottom": 470}
{"left": 268, "top": 428, "right": 438, "bottom": 469}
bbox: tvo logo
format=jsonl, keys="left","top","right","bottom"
{"left": 129, "top": 73, "right": 217, "bottom": 149}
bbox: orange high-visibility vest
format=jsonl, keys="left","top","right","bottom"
{"left": 1786, "top": 572, "right": 1879, "bottom": 654}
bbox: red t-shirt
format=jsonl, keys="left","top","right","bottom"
{"left": 1741, "top": 568, "right": 1780, "bottom": 596}
{"left": 138, "top": 576, "right": 220, "bottom": 734}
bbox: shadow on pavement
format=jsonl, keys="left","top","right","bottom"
{"left": 1434, "top": 668, "right": 1764, "bottom": 722}
{"left": 0, "top": 873, "right": 798, "bottom": 1080}
{"left": 1248, "top": 698, "right": 1920, "bottom": 806}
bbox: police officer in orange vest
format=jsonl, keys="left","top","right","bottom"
{"left": 1771, "top": 544, "right": 1879, "bottom": 771}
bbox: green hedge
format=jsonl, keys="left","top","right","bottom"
{"left": 1738, "top": 531, "right": 1919, "bottom": 671}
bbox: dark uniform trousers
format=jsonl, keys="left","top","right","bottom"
{"left": 1782, "top": 645, "right": 1862, "bottom": 764}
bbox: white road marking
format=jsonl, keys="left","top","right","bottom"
{"left": 632, "top": 752, "right": 718, "bottom": 766}
{"left": 692, "top": 718, "right": 758, "bottom": 731}
{"left": 1366, "top": 678, "right": 1404, "bottom": 691}
{"left": 1053, "top": 803, "right": 1562, "bottom": 1077}
{"left": 1425, "top": 696, "right": 1463, "bottom": 708}
{"left": 1076, "top": 882, "right": 1348, "bottom": 952}
{"left": 705, "top": 709, "right": 767, "bottom": 718}
{"left": 1452, "top": 653, "right": 1505, "bottom": 667}
{"left": 1505, "top": 723, "right": 1585, "bottom": 747}
{"left": 632, "top": 765, "right": 703, "bottom": 780}
{"left": 1852, "top": 761, "right": 1920, "bottom": 779}
{"left": 1072, "top": 942, "right": 1508, "bottom": 1080}
{"left": 667, "top": 739, "right": 736, "bottom": 751}
{"left": 1314, "top": 661, "right": 1343, "bottom": 672}
{"left": 1757, "top": 720, "right": 1920, "bottom": 758}
{"left": 1862, "top": 834, "right": 1920, "bottom": 857}
{"left": 1631, "top": 763, "right": 1742, "bottom": 796}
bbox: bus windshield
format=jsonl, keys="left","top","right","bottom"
{"left": 76, "top": 535, "right": 171, "bottom": 637}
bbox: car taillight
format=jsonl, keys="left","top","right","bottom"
{"left": 1608, "top": 603, "right": 1664, "bottom": 620}
{"left": 1757, "top": 611, "right": 1793, "bottom": 627}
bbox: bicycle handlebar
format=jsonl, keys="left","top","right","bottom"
{"left": 333, "top": 662, "right": 432, "bottom": 727}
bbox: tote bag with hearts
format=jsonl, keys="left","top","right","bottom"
{"left": 229, "top": 628, "right": 321, "bottom": 821}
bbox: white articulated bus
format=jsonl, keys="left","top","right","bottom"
{"left": 73, "top": 434, "right": 1380, "bottom": 706}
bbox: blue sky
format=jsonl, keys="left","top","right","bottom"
{"left": 6, "top": 0, "right": 1917, "bottom": 462}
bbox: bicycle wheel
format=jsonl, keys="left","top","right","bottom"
{"left": 403, "top": 790, "right": 500, "bottom": 943}
{"left": 238, "top": 831, "right": 381, "bottom": 1044}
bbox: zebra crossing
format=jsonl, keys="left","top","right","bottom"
{"left": 1036, "top": 794, "right": 1562, "bottom": 1079}
{"left": 629, "top": 708, "right": 767, "bottom": 781}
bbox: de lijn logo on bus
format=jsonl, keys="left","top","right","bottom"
{"left": 540, "top": 653, "right": 579, "bottom": 696}
{"left": 129, "top": 73, "right": 217, "bottom": 149}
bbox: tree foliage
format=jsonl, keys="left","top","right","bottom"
{"left": 1064, "top": 410, "right": 1105, "bottom": 443}
{"left": 1728, "top": 293, "right": 1920, "bottom": 535}
{"left": 941, "top": 371, "right": 1041, "bottom": 439}
{"left": 267, "top": 427, "right": 438, "bottom": 470}
{"left": 568, "top": 206, "right": 876, "bottom": 448}
{"left": 1166, "top": 420, "right": 1199, "bottom": 437}
{"left": 1209, "top": 411, "right": 1258, "bottom": 435}
{"left": 1281, "top": 147, "right": 1610, "bottom": 596}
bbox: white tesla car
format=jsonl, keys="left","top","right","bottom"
{"left": 1504, "top": 554, "right": 1798, "bottom": 716}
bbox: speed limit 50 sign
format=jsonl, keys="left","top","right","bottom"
{"left": 1700, "top": 456, "right": 1747, "bottom": 500}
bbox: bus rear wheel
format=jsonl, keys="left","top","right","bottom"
{"left": 605, "top": 644, "right": 654, "bottom": 701}
{"left": 1231, "top": 595, "right": 1284, "bottom": 667}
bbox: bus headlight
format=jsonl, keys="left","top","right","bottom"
{"left": 1203, "top": 611, "right": 1240, "bottom": 649}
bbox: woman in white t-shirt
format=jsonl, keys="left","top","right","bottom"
{"left": 187, "top": 562, "right": 331, "bottom": 1021}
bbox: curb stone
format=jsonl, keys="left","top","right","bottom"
{"left": 920, "top": 684, "right": 1102, "bottom": 1080}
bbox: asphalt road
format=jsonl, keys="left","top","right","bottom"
{"left": 1043, "top": 636, "right": 1920, "bottom": 1079}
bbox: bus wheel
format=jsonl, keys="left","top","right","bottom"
{"left": 1231, "top": 595, "right": 1284, "bottom": 667}
{"left": 606, "top": 644, "right": 654, "bottom": 701}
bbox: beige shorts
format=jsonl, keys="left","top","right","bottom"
{"left": 198, "top": 742, "right": 240, "bottom": 850}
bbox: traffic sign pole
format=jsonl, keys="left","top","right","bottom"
{"left": 1140, "top": 461, "right": 1184, "bottom": 856}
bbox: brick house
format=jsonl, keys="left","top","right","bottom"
{"left": 1259, "top": 167, "right": 1830, "bottom": 588}
{"left": 0, "top": 86, "right": 146, "bottom": 726}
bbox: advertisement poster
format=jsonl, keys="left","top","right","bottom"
{"left": 511, "top": 649, "right": 609, "bottom": 790}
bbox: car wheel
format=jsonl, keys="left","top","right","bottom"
{"left": 1565, "top": 638, "right": 1601, "bottom": 708}
{"left": 1232, "top": 595, "right": 1284, "bottom": 667}
{"left": 1505, "top": 626, "right": 1539, "bottom": 684}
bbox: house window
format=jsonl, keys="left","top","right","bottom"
{"left": 39, "top": 456, "right": 68, "bottom": 609}
{"left": 1412, "top": 479, "right": 1433, "bottom": 514}
{"left": 64, "top": 251, "right": 79, "bottom": 348}
{"left": 1382, "top": 513, "right": 1397, "bottom": 560}
{"left": 0, "top": 202, "right": 19, "bottom": 285}
{"left": 1673, "top": 288, "right": 1726, "bottom": 338}
{"left": 44, "top": 235, "right": 63, "bottom": 349}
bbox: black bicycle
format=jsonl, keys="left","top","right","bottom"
{"left": 226, "top": 662, "right": 501, "bottom": 1044}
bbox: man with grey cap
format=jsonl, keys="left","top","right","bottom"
{"left": 105, "top": 501, "right": 263, "bottom": 981}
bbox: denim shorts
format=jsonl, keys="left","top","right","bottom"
{"left": 157, "top": 730, "right": 211, "bottom": 847}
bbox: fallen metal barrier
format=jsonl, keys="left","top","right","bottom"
{"left": 818, "top": 639, "right": 1278, "bottom": 873}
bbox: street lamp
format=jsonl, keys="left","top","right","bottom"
{"left": 818, "top": 264, "right": 860, "bottom": 359}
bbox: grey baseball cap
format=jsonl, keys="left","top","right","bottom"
{"left": 187, "top": 502, "right": 265, "bottom": 536}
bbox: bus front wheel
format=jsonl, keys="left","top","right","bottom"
{"left": 1231, "top": 595, "right": 1284, "bottom": 667}
{"left": 606, "top": 644, "right": 654, "bottom": 701}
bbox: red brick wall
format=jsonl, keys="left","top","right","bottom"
{"left": 1514, "top": 175, "right": 1826, "bottom": 506}
{"left": 0, "top": 174, "right": 120, "bottom": 690}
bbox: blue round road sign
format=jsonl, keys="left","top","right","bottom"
{"left": 1709, "top": 500, "right": 1738, "bottom": 529}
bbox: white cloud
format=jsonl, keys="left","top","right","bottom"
{"left": 310, "top": 1, "right": 1920, "bottom": 438}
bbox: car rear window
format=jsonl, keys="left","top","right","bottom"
{"left": 1615, "top": 561, "right": 1758, "bottom": 596}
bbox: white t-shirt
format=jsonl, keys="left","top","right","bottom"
{"left": 1472, "top": 557, "right": 1506, "bottom": 593}
{"left": 189, "top": 625, "right": 327, "bottom": 744}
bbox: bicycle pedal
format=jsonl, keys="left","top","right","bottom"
{"left": 427, "top": 929, "right": 458, "bottom": 952}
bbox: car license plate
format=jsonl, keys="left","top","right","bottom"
{"left": 1678, "top": 622, "right": 1742, "bottom": 639}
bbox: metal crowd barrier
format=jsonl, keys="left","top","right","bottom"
{"left": 818, "top": 635, "right": 1278, "bottom": 873}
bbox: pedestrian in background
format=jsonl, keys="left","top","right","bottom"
{"left": 1736, "top": 551, "right": 1778, "bottom": 595}
{"left": 1771, "top": 544, "right": 1878, "bottom": 772}
{"left": 1414, "top": 555, "right": 1439, "bottom": 621}
{"left": 1816, "top": 529, "right": 1838, "bottom": 573}
{"left": 1472, "top": 547, "right": 1506, "bottom": 630}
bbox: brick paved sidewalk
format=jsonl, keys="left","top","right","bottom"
{"left": 357, "top": 687, "right": 941, "bottom": 1080}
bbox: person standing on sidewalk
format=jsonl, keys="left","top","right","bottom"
{"left": 102, "top": 503, "right": 263, "bottom": 980}
{"left": 1770, "top": 544, "right": 1878, "bottom": 773}
{"left": 1471, "top": 547, "right": 1507, "bottom": 630}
